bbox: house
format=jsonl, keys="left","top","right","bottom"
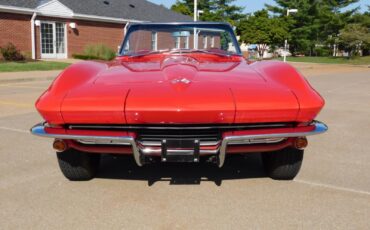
{"left": 0, "top": 0, "right": 191, "bottom": 59}
{"left": 131, "top": 29, "right": 222, "bottom": 53}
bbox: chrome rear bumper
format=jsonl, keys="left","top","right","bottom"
{"left": 31, "top": 121, "right": 328, "bottom": 167}
{"left": 31, "top": 124, "right": 143, "bottom": 166}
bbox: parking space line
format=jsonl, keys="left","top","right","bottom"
{"left": 295, "top": 179, "right": 370, "bottom": 196}
{"left": 0, "top": 84, "right": 46, "bottom": 89}
{"left": 0, "top": 100, "right": 34, "bottom": 108}
{"left": 6, "top": 80, "right": 52, "bottom": 85}
{"left": 0, "top": 126, "right": 29, "bottom": 133}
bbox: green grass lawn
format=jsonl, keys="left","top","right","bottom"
{"left": 275, "top": 56, "right": 370, "bottom": 65}
{"left": 0, "top": 61, "right": 71, "bottom": 72}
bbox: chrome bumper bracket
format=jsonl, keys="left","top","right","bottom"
{"left": 217, "top": 120, "right": 328, "bottom": 167}
{"left": 30, "top": 123, "right": 143, "bottom": 166}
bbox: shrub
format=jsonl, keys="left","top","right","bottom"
{"left": 76, "top": 44, "right": 116, "bottom": 61}
{"left": 0, "top": 43, "right": 25, "bottom": 61}
{"left": 21, "top": 51, "right": 32, "bottom": 61}
{"left": 313, "top": 46, "right": 331, "bottom": 57}
{"left": 72, "top": 54, "right": 101, "bottom": 60}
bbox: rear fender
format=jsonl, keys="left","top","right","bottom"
{"left": 250, "top": 61, "right": 325, "bottom": 122}
{"left": 36, "top": 61, "right": 108, "bottom": 125}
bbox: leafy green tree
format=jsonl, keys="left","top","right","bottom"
{"left": 171, "top": 0, "right": 193, "bottom": 16}
{"left": 237, "top": 10, "right": 289, "bottom": 59}
{"left": 171, "top": 0, "right": 244, "bottom": 25}
{"left": 266, "top": 0, "right": 360, "bottom": 56}
{"left": 338, "top": 23, "right": 370, "bottom": 56}
{"left": 350, "top": 9, "right": 370, "bottom": 28}
{"left": 341, "top": 7, "right": 370, "bottom": 55}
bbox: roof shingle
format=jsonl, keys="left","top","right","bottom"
{"left": 0, "top": 0, "right": 192, "bottom": 22}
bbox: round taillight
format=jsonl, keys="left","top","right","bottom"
{"left": 53, "top": 139, "right": 67, "bottom": 152}
{"left": 294, "top": 137, "right": 308, "bottom": 150}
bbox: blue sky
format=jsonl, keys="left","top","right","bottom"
{"left": 148, "top": 0, "right": 368, "bottom": 13}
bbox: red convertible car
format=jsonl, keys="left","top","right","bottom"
{"left": 31, "top": 22, "right": 327, "bottom": 181}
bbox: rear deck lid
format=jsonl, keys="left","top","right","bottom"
{"left": 125, "top": 81, "right": 236, "bottom": 124}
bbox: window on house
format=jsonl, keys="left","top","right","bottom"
{"left": 202, "top": 35, "right": 207, "bottom": 49}
{"left": 211, "top": 36, "right": 215, "bottom": 47}
{"left": 184, "top": 36, "right": 189, "bottom": 49}
{"left": 151, "top": 32, "right": 157, "bottom": 50}
{"left": 175, "top": 36, "right": 181, "bottom": 49}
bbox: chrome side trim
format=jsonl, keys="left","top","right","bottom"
{"left": 77, "top": 139, "right": 132, "bottom": 145}
{"left": 140, "top": 148, "right": 219, "bottom": 155}
{"left": 68, "top": 123, "right": 291, "bottom": 130}
{"left": 138, "top": 140, "right": 220, "bottom": 147}
{"left": 217, "top": 121, "right": 328, "bottom": 167}
{"left": 226, "top": 137, "right": 286, "bottom": 145}
{"left": 30, "top": 123, "right": 143, "bottom": 166}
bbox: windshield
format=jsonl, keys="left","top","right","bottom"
{"left": 120, "top": 23, "right": 242, "bottom": 57}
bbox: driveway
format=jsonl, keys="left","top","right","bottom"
{"left": 0, "top": 64, "right": 369, "bottom": 229}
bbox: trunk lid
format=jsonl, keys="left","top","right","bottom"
{"left": 125, "top": 81, "right": 236, "bottom": 124}
{"left": 61, "top": 57, "right": 299, "bottom": 124}
{"left": 121, "top": 60, "right": 238, "bottom": 124}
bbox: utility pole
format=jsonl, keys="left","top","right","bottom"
{"left": 193, "top": 0, "right": 198, "bottom": 49}
{"left": 284, "top": 9, "right": 298, "bottom": 62}
{"left": 194, "top": 0, "right": 197, "bottom": 21}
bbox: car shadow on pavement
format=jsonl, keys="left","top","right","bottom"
{"left": 97, "top": 153, "right": 267, "bottom": 186}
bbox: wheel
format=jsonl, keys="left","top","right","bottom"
{"left": 56, "top": 149, "right": 101, "bottom": 181}
{"left": 261, "top": 147, "right": 304, "bottom": 180}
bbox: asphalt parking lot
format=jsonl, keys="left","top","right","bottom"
{"left": 0, "top": 64, "right": 369, "bottom": 229}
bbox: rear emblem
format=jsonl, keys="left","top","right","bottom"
{"left": 171, "top": 78, "right": 191, "bottom": 84}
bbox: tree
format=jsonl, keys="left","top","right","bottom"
{"left": 266, "top": 0, "right": 360, "bottom": 56}
{"left": 338, "top": 24, "right": 370, "bottom": 56}
{"left": 343, "top": 8, "right": 370, "bottom": 55}
{"left": 171, "top": 0, "right": 244, "bottom": 25}
{"left": 237, "top": 10, "right": 289, "bottom": 59}
{"left": 171, "top": 0, "right": 193, "bottom": 16}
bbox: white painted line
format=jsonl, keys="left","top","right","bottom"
{"left": 295, "top": 179, "right": 370, "bottom": 196}
{"left": 0, "top": 84, "right": 46, "bottom": 89}
{"left": 0, "top": 100, "right": 33, "bottom": 108}
{"left": 7, "top": 80, "right": 52, "bottom": 85}
{"left": 0, "top": 126, "right": 29, "bottom": 134}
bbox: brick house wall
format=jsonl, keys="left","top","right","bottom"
{"left": 1, "top": 12, "right": 222, "bottom": 59}
{"left": 127, "top": 30, "right": 222, "bottom": 52}
{"left": 128, "top": 31, "right": 176, "bottom": 51}
{"left": 0, "top": 12, "right": 32, "bottom": 58}
{"left": 34, "top": 16, "right": 125, "bottom": 59}
{"left": 67, "top": 19, "right": 125, "bottom": 58}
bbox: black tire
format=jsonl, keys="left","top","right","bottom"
{"left": 261, "top": 147, "right": 304, "bottom": 180}
{"left": 56, "top": 149, "right": 101, "bottom": 181}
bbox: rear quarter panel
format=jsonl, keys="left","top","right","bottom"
{"left": 250, "top": 61, "right": 325, "bottom": 122}
{"left": 36, "top": 61, "right": 108, "bottom": 125}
